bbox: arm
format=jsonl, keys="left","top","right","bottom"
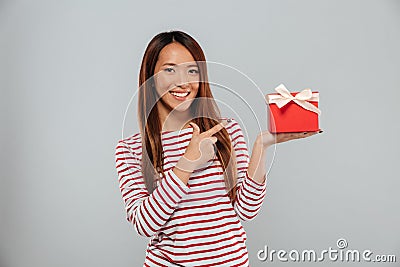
{"left": 247, "top": 139, "right": 268, "bottom": 185}
{"left": 230, "top": 120, "right": 321, "bottom": 221}
{"left": 114, "top": 140, "right": 191, "bottom": 237}
{"left": 228, "top": 120, "right": 267, "bottom": 221}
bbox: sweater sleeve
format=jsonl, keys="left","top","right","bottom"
{"left": 114, "top": 140, "right": 191, "bottom": 237}
{"left": 229, "top": 119, "right": 267, "bottom": 221}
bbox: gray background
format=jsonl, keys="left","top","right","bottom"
{"left": 1, "top": 0, "right": 399, "bottom": 266}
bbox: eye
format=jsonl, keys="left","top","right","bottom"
{"left": 188, "top": 68, "right": 199, "bottom": 74}
{"left": 164, "top": 67, "right": 175, "bottom": 73}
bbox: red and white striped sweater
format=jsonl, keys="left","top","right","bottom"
{"left": 115, "top": 118, "right": 267, "bottom": 266}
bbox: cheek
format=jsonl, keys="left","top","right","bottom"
{"left": 191, "top": 83, "right": 200, "bottom": 96}
{"left": 155, "top": 76, "right": 174, "bottom": 97}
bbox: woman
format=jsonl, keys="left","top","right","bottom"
{"left": 115, "top": 30, "right": 319, "bottom": 266}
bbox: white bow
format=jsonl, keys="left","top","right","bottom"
{"left": 266, "top": 84, "right": 321, "bottom": 115}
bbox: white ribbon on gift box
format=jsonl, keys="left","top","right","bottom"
{"left": 265, "top": 83, "right": 321, "bottom": 115}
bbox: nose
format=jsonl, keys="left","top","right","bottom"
{"left": 175, "top": 69, "right": 189, "bottom": 88}
{"left": 176, "top": 81, "right": 189, "bottom": 88}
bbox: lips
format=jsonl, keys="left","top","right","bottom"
{"left": 169, "top": 90, "right": 191, "bottom": 98}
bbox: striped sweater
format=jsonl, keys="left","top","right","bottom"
{"left": 114, "top": 118, "right": 267, "bottom": 266}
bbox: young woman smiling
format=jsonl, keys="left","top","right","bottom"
{"left": 115, "top": 30, "right": 319, "bottom": 266}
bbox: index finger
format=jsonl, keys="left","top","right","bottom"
{"left": 203, "top": 121, "right": 227, "bottom": 137}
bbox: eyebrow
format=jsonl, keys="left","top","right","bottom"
{"left": 162, "top": 62, "right": 198, "bottom": 68}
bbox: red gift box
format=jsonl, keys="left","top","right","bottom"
{"left": 266, "top": 84, "right": 321, "bottom": 133}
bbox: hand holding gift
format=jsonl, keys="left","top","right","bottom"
{"left": 255, "top": 130, "right": 321, "bottom": 149}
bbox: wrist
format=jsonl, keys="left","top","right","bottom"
{"left": 254, "top": 137, "right": 271, "bottom": 150}
{"left": 175, "top": 154, "right": 198, "bottom": 173}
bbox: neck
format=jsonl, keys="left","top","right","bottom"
{"left": 157, "top": 103, "right": 192, "bottom": 132}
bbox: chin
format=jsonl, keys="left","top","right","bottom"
{"left": 171, "top": 98, "right": 195, "bottom": 112}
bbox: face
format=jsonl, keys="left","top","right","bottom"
{"left": 153, "top": 42, "right": 200, "bottom": 113}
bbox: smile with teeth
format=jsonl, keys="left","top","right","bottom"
{"left": 169, "top": 91, "right": 190, "bottom": 97}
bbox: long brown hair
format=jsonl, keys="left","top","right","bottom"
{"left": 137, "top": 30, "right": 238, "bottom": 205}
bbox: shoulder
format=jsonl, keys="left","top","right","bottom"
{"left": 220, "top": 117, "right": 243, "bottom": 132}
{"left": 115, "top": 132, "right": 142, "bottom": 158}
{"left": 220, "top": 117, "right": 246, "bottom": 143}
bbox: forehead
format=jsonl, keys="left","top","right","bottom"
{"left": 157, "top": 42, "right": 195, "bottom": 65}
